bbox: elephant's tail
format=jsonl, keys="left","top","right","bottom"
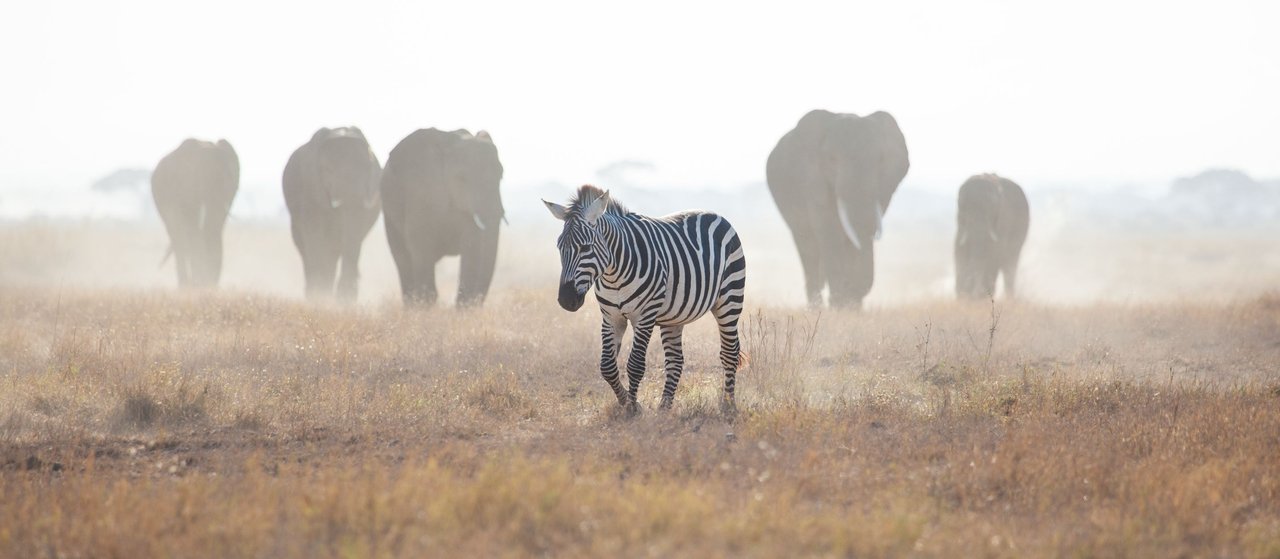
{"left": 158, "top": 245, "right": 173, "bottom": 268}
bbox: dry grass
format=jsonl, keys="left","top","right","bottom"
{"left": 2, "top": 285, "right": 1280, "bottom": 558}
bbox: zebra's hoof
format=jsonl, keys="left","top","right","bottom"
{"left": 622, "top": 400, "right": 642, "bottom": 418}
{"left": 720, "top": 400, "right": 738, "bottom": 420}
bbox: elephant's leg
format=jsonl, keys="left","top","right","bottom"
{"left": 788, "top": 221, "right": 825, "bottom": 307}
{"left": 335, "top": 207, "right": 379, "bottom": 304}
{"left": 301, "top": 209, "right": 342, "bottom": 300}
{"left": 408, "top": 246, "right": 440, "bottom": 306}
{"left": 383, "top": 217, "right": 415, "bottom": 304}
{"left": 204, "top": 220, "right": 226, "bottom": 288}
{"left": 831, "top": 244, "right": 874, "bottom": 309}
{"left": 980, "top": 257, "right": 999, "bottom": 299}
{"left": 186, "top": 218, "right": 212, "bottom": 288}
{"left": 599, "top": 315, "right": 631, "bottom": 407}
{"left": 657, "top": 325, "right": 685, "bottom": 411}
{"left": 457, "top": 223, "right": 500, "bottom": 308}
{"left": 192, "top": 202, "right": 230, "bottom": 289}
{"left": 1001, "top": 254, "right": 1021, "bottom": 299}
{"left": 307, "top": 243, "right": 340, "bottom": 300}
{"left": 291, "top": 216, "right": 323, "bottom": 298}
{"left": 954, "top": 250, "right": 972, "bottom": 299}
{"left": 624, "top": 317, "right": 658, "bottom": 412}
{"left": 169, "top": 227, "right": 192, "bottom": 288}
{"left": 712, "top": 303, "right": 742, "bottom": 416}
{"left": 173, "top": 251, "right": 191, "bottom": 288}
{"left": 335, "top": 237, "right": 364, "bottom": 304}
{"left": 160, "top": 207, "right": 196, "bottom": 288}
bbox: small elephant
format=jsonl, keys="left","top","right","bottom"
{"left": 955, "top": 174, "right": 1029, "bottom": 300}
{"left": 380, "top": 128, "right": 504, "bottom": 307}
{"left": 283, "top": 127, "right": 382, "bottom": 302}
{"left": 151, "top": 138, "right": 239, "bottom": 288}
{"left": 767, "top": 110, "right": 910, "bottom": 308}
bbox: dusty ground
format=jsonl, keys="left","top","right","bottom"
{"left": 2, "top": 221, "right": 1280, "bottom": 557}
{"left": 2, "top": 284, "right": 1280, "bottom": 557}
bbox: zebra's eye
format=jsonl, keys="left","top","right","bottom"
{"left": 577, "top": 243, "right": 592, "bottom": 252}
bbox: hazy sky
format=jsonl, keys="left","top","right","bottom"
{"left": 2, "top": 0, "right": 1277, "bottom": 196}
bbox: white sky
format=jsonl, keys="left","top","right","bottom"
{"left": 1, "top": 0, "right": 1277, "bottom": 196}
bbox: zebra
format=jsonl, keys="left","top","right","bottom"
{"left": 543, "top": 185, "right": 747, "bottom": 414}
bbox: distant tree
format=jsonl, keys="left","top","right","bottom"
{"left": 90, "top": 168, "right": 151, "bottom": 193}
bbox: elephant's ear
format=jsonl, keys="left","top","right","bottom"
{"left": 217, "top": 139, "right": 240, "bottom": 190}
{"left": 543, "top": 199, "right": 570, "bottom": 221}
{"left": 363, "top": 162, "right": 382, "bottom": 209}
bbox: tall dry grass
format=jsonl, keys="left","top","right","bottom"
{"left": 2, "top": 287, "right": 1280, "bottom": 557}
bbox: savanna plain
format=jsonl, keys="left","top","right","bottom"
{"left": 2, "top": 220, "right": 1280, "bottom": 558}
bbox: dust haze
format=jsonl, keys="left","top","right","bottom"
{"left": 3, "top": 175, "right": 1278, "bottom": 306}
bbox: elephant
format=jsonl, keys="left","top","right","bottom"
{"left": 282, "top": 127, "right": 382, "bottom": 302}
{"left": 766, "top": 110, "right": 909, "bottom": 308}
{"left": 151, "top": 138, "right": 239, "bottom": 288}
{"left": 380, "top": 128, "right": 504, "bottom": 307}
{"left": 955, "top": 174, "right": 1029, "bottom": 300}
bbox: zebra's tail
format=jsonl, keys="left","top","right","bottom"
{"left": 736, "top": 350, "right": 751, "bottom": 372}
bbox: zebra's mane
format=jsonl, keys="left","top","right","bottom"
{"left": 568, "top": 184, "right": 629, "bottom": 218}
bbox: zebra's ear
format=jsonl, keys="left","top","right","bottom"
{"left": 543, "top": 199, "right": 569, "bottom": 221}
{"left": 583, "top": 191, "right": 610, "bottom": 224}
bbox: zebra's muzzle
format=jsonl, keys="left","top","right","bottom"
{"left": 558, "top": 282, "right": 586, "bottom": 312}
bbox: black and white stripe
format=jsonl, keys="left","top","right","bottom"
{"left": 544, "top": 185, "right": 747, "bottom": 413}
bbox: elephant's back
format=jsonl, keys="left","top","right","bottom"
{"left": 384, "top": 129, "right": 451, "bottom": 191}
{"left": 152, "top": 139, "right": 237, "bottom": 201}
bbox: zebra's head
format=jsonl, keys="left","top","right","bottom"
{"left": 543, "top": 187, "right": 612, "bottom": 312}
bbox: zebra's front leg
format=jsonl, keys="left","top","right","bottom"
{"left": 658, "top": 325, "right": 685, "bottom": 411}
{"left": 624, "top": 319, "right": 657, "bottom": 413}
{"left": 599, "top": 315, "right": 631, "bottom": 407}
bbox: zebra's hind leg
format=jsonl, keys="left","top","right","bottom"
{"left": 600, "top": 315, "right": 631, "bottom": 408}
{"left": 713, "top": 304, "right": 743, "bottom": 417}
{"left": 658, "top": 325, "right": 685, "bottom": 411}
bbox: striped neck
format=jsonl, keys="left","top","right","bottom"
{"left": 595, "top": 212, "right": 632, "bottom": 286}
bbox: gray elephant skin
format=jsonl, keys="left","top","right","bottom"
{"left": 955, "top": 174, "right": 1029, "bottom": 300}
{"left": 283, "top": 127, "right": 382, "bottom": 302}
{"left": 380, "top": 128, "right": 504, "bottom": 307}
{"left": 151, "top": 138, "right": 239, "bottom": 288}
{"left": 766, "top": 110, "right": 909, "bottom": 308}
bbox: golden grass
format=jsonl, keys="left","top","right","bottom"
{"left": 2, "top": 287, "right": 1280, "bottom": 557}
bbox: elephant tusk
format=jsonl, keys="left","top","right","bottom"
{"left": 473, "top": 213, "right": 486, "bottom": 231}
{"left": 837, "top": 197, "right": 862, "bottom": 251}
{"left": 874, "top": 203, "right": 884, "bottom": 241}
